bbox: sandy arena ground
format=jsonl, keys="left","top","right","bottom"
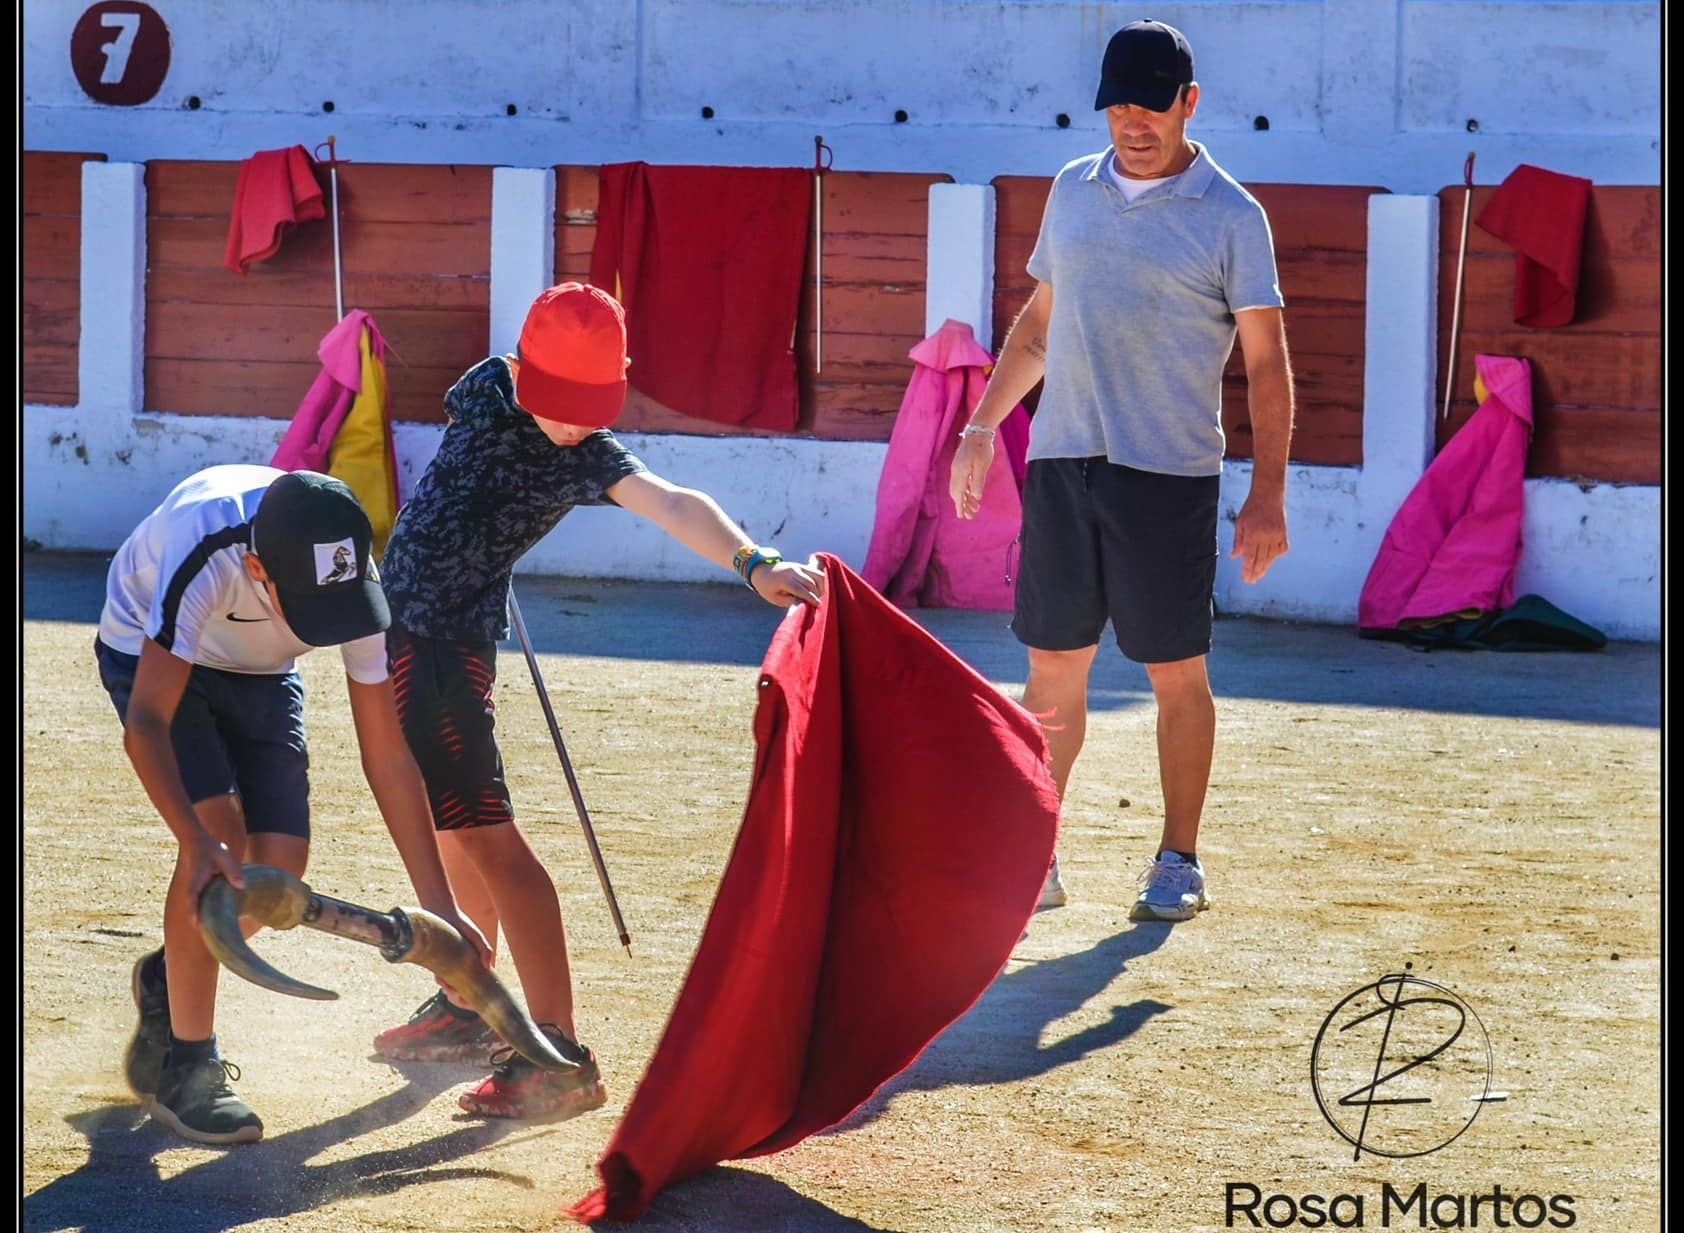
{"left": 22, "top": 549, "right": 1661, "bottom": 1232}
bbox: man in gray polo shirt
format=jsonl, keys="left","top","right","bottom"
{"left": 949, "top": 19, "right": 1295, "bottom": 922}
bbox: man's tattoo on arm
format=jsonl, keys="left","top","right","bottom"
{"left": 1026, "top": 335, "right": 1047, "bottom": 361}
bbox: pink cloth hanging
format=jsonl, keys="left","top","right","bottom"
{"left": 270, "top": 310, "right": 386, "bottom": 474}
{"left": 861, "top": 319, "right": 1030, "bottom": 612}
{"left": 1358, "top": 354, "right": 1534, "bottom": 631}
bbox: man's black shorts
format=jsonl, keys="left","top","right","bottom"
{"left": 1011, "top": 457, "right": 1220, "bottom": 664}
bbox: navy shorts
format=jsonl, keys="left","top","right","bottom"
{"left": 1011, "top": 457, "right": 1220, "bottom": 664}
{"left": 386, "top": 623, "right": 514, "bottom": 831}
{"left": 94, "top": 637, "right": 311, "bottom": 839}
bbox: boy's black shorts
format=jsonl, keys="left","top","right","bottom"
{"left": 1011, "top": 457, "right": 1220, "bottom": 665}
{"left": 386, "top": 623, "right": 515, "bottom": 830}
{"left": 94, "top": 637, "right": 311, "bottom": 839}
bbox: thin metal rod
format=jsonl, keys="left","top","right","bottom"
{"left": 330, "top": 166, "right": 344, "bottom": 321}
{"left": 508, "top": 588, "right": 632, "bottom": 954}
{"left": 316, "top": 135, "right": 345, "bottom": 322}
{"left": 1441, "top": 151, "right": 1476, "bottom": 422}
{"left": 814, "top": 173, "right": 823, "bottom": 372}
{"left": 813, "top": 135, "right": 826, "bottom": 374}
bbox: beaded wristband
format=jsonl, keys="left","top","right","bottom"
{"left": 732, "top": 545, "right": 784, "bottom": 589}
{"left": 959, "top": 424, "right": 997, "bottom": 442}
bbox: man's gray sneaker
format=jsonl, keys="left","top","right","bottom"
{"left": 1129, "top": 852, "right": 1209, "bottom": 922}
{"left": 149, "top": 1056, "right": 264, "bottom": 1145}
{"left": 123, "top": 948, "right": 170, "bottom": 1100}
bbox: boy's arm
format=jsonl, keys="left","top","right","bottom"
{"left": 124, "top": 638, "right": 247, "bottom": 907}
{"left": 344, "top": 674, "right": 492, "bottom": 963}
{"left": 606, "top": 471, "right": 825, "bottom": 607}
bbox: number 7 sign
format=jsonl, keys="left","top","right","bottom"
{"left": 71, "top": 2, "right": 171, "bottom": 106}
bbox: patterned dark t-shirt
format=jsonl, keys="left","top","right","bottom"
{"left": 380, "top": 356, "right": 648, "bottom": 639}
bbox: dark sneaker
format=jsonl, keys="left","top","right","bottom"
{"left": 124, "top": 949, "right": 170, "bottom": 1101}
{"left": 149, "top": 1056, "right": 264, "bottom": 1145}
{"left": 457, "top": 1028, "right": 607, "bottom": 1122}
{"left": 373, "top": 990, "right": 501, "bottom": 1063}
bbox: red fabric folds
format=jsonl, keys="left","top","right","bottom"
{"left": 568, "top": 554, "right": 1060, "bottom": 1224}
{"left": 589, "top": 163, "right": 812, "bottom": 431}
{"left": 224, "top": 145, "right": 326, "bottom": 275}
{"left": 1474, "top": 164, "right": 1593, "bottom": 328}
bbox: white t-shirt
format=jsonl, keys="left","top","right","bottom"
{"left": 1102, "top": 151, "right": 1180, "bottom": 202}
{"left": 97, "top": 463, "right": 389, "bottom": 683}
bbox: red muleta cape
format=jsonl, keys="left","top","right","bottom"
{"left": 589, "top": 162, "right": 811, "bottom": 431}
{"left": 569, "top": 554, "right": 1060, "bottom": 1223}
{"left": 224, "top": 145, "right": 326, "bottom": 276}
{"left": 1474, "top": 164, "right": 1593, "bottom": 328}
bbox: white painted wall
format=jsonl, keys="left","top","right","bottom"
{"left": 23, "top": 1, "right": 1661, "bottom": 191}
{"left": 22, "top": 1, "right": 1662, "bottom": 640}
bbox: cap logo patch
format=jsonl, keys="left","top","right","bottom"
{"left": 314, "top": 539, "right": 359, "bottom": 585}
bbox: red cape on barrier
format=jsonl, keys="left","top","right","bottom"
{"left": 568, "top": 553, "right": 1059, "bottom": 1222}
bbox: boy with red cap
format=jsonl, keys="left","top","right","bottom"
{"left": 370, "top": 282, "right": 825, "bottom": 1120}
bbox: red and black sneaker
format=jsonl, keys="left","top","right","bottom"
{"left": 372, "top": 991, "right": 501, "bottom": 1063}
{"left": 457, "top": 1028, "right": 608, "bottom": 1122}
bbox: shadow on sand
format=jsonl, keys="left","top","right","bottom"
{"left": 824, "top": 923, "right": 1173, "bottom": 1136}
{"left": 22, "top": 1064, "right": 531, "bottom": 1233}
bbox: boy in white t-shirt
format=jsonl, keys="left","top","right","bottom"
{"left": 95, "top": 465, "right": 487, "bottom": 1146}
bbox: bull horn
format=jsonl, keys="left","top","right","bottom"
{"left": 199, "top": 865, "right": 337, "bottom": 1000}
{"left": 198, "top": 864, "right": 575, "bottom": 1071}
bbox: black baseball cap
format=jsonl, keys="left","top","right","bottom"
{"left": 1094, "top": 20, "right": 1195, "bottom": 113}
{"left": 250, "top": 471, "right": 389, "bottom": 647}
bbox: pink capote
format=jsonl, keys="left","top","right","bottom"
{"left": 224, "top": 145, "right": 325, "bottom": 275}
{"left": 568, "top": 554, "right": 1060, "bottom": 1223}
{"left": 861, "top": 320, "right": 1030, "bottom": 612}
{"left": 270, "top": 310, "right": 387, "bottom": 473}
{"left": 1357, "top": 355, "right": 1534, "bottom": 630}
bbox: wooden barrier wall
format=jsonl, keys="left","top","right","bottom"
{"left": 994, "top": 177, "right": 1384, "bottom": 469}
{"left": 1436, "top": 184, "right": 1660, "bottom": 485}
{"left": 22, "top": 151, "right": 105, "bottom": 407}
{"left": 33, "top": 153, "right": 1663, "bottom": 487}
{"left": 144, "top": 160, "right": 492, "bottom": 426}
{"left": 555, "top": 166, "right": 948, "bottom": 441}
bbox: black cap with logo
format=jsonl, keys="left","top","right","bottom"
{"left": 250, "top": 471, "right": 390, "bottom": 647}
{"left": 1094, "top": 20, "right": 1195, "bottom": 113}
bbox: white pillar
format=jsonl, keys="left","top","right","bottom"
{"left": 78, "top": 161, "right": 146, "bottom": 443}
{"left": 924, "top": 182, "right": 996, "bottom": 343}
{"left": 1358, "top": 194, "right": 1440, "bottom": 521}
{"left": 490, "top": 166, "right": 556, "bottom": 356}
